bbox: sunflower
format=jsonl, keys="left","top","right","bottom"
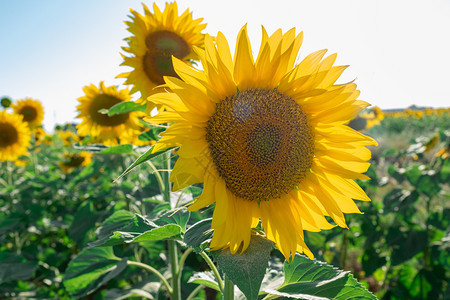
{"left": 58, "top": 130, "right": 80, "bottom": 147}
{"left": 117, "top": 1, "right": 206, "bottom": 110}
{"left": 12, "top": 98, "right": 44, "bottom": 128}
{"left": 59, "top": 151, "right": 93, "bottom": 174}
{"left": 76, "top": 82, "right": 142, "bottom": 146}
{"left": 0, "top": 112, "right": 31, "bottom": 162}
{"left": 148, "top": 26, "right": 377, "bottom": 260}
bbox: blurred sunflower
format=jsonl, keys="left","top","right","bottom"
{"left": 0, "top": 112, "right": 31, "bottom": 161}
{"left": 148, "top": 26, "right": 377, "bottom": 260}
{"left": 76, "top": 82, "right": 142, "bottom": 145}
{"left": 349, "top": 106, "right": 384, "bottom": 131}
{"left": 118, "top": 1, "right": 206, "bottom": 110}
{"left": 58, "top": 130, "right": 80, "bottom": 147}
{"left": 59, "top": 151, "right": 93, "bottom": 174}
{"left": 12, "top": 98, "right": 44, "bottom": 128}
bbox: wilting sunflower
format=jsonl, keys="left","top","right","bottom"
{"left": 0, "top": 112, "right": 31, "bottom": 161}
{"left": 118, "top": 1, "right": 206, "bottom": 109}
{"left": 59, "top": 151, "right": 93, "bottom": 174}
{"left": 149, "top": 26, "right": 377, "bottom": 260}
{"left": 76, "top": 82, "right": 142, "bottom": 146}
{"left": 12, "top": 98, "right": 44, "bottom": 128}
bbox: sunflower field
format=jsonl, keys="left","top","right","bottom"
{"left": 1, "top": 2, "right": 449, "bottom": 300}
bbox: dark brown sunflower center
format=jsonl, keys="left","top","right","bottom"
{"left": 88, "top": 94, "right": 129, "bottom": 126}
{"left": 143, "top": 30, "right": 190, "bottom": 85}
{"left": 0, "top": 122, "right": 19, "bottom": 147}
{"left": 64, "top": 155, "right": 85, "bottom": 167}
{"left": 19, "top": 106, "right": 38, "bottom": 122}
{"left": 206, "top": 88, "right": 315, "bottom": 202}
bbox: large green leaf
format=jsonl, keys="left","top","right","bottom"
{"left": 188, "top": 271, "right": 220, "bottom": 291}
{"left": 89, "top": 214, "right": 181, "bottom": 247}
{"left": 213, "top": 235, "right": 273, "bottom": 300}
{"left": 68, "top": 202, "right": 98, "bottom": 247}
{"left": 0, "top": 252, "right": 38, "bottom": 284}
{"left": 63, "top": 247, "right": 127, "bottom": 298}
{"left": 263, "top": 254, "right": 376, "bottom": 299}
{"left": 96, "top": 210, "right": 135, "bottom": 241}
{"left": 153, "top": 207, "right": 190, "bottom": 233}
{"left": 183, "top": 218, "right": 213, "bottom": 252}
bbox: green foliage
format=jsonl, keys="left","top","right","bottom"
{"left": 262, "top": 254, "right": 376, "bottom": 299}
{"left": 213, "top": 235, "right": 273, "bottom": 300}
{"left": 1, "top": 112, "right": 449, "bottom": 299}
{"left": 63, "top": 247, "right": 127, "bottom": 298}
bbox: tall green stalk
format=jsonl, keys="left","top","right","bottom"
{"left": 163, "top": 150, "right": 181, "bottom": 300}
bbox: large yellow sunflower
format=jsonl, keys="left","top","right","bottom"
{"left": 117, "top": 1, "right": 206, "bottom": 109}
{"left": 0, "top": 112, "right": 31, "bottom": 161}
{"left": 149, "top": 26, "right": 377, "bottom": 260}
{"left": 12, "top": 98, "right": 44, "bottom": 128}
{"left": 76, "top": 82, "right": 142, "bottom": 146}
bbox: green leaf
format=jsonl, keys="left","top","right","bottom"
{"left": 263, "top": 254, "right": 376, "bottom": 299}
{"left": 390, "top": 230, "right": 428, "bottom": 265}
{"left": 89, "top": 214, "right": 181, "bottom": 247}
{"left": 99, "top": 144, "right": 133, "bottom": 155}
{"left": 107, "top": 101, "right": 146, "bottom": 116}
{"left": 405, "top": 164, "right": 422, "bottom": 185}
{"left": 68, "top": 202, "right": 98, "bottom": 247}
{"left": 115, "top": 146, "right": 176, "bottom": 181}
{"left": 0, "top": 252, "right": 38, "bottom": 284}
{"left": 383, "top": 188, "right": 419, "bottom": 213}
{"left": 183, "top": 218, "right": 213, "bottom": 252}
{"left": 440, "top": 159, "right": 450, "bottom": 182}
{"left": 382, "top": 148, "right": 398, "bottom": 157}
{"left": 213, "top": 235, "right": 273, "bottom": 300}
{"left": 416, "top": 174, "right": 441, "bottom": 198}
{"left": 105, "top": 281, "right": 161, "bottom": 300}
{"left": 361, "top": 247, "right": 387, "bottom": 276}
{"left": 63, "top": 247, "right": 127, "bottom": 298}
{"left": 96, "top": 210, "right": 135, "bottom": 241}
{"left": 153, "top": 207, "right": 190, "bottom": 233}
{"left": 188, "top": 271, "right": 220, "bottom": 291}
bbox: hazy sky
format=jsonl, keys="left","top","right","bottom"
{"left": 1, "top": 0, "right": 449, "bottom": 131}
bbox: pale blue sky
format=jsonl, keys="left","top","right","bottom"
{"left": 1, "top": 0, "right": 449, "bottom": 131}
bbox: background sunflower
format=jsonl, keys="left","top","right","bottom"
{"left": 117, "top": 1, "right": 206, "bottom": 110}
{"left": 0, "top": 111, "right": 31, "bottom": 162}
{"left": 12, "top": 98, "right": 44, "bottom": 128}
{"left": 76, "top": 81, "right": 143, "bottom": 146}
{"left": 59, "top": 151, "right": 93, "bottom": 174}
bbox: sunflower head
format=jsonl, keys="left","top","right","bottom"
{"left": 118, "top": 1, "right": 206, "bottom": 110}
{"left": 149, "top": 25, "right": 377, "bottom": 260}
{"left": 12, "top": 98, "right": 44, "bottom": 128}
{"left": 76, "top": 82, "right": 142, "bottom": 146}
{"left": 0, "top": 112, "right": 31, "bottom": 162}
{"left": 59, "top": 151, "right": 93, "bottom": 173}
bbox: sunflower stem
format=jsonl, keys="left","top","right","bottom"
{"left": 145, "top": 159, "right": 165, "bottom": 195}
{"left": 223, "top": 274, "right": 234, "bottom": 300}
{"left": 168, "top": 240, "right": 180, "bottom": 299}
{"left": 162, "top": 150, "right": 181, "bottom": 300}
{"left": 186, "top": 284, "right": 204, "bottom": 300}
{"left": 199, "top": 251, "right": 224, "bottom": 293}
{"left": 127, "top": 260, "right": 172, "bottom": 294}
